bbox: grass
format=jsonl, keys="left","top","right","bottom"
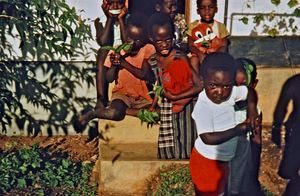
{"left": 147, "top": 164, "right": 276, "bottom": 196}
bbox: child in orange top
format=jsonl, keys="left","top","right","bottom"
{"left": 75, "top": 13, "right": 155, "bottom": 131}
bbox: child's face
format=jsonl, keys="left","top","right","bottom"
{"left": 125, "top": 25, "right": 146, "bottom": 56}
{"left": 107, "top": 0, "right": 125, "bottom": 10}
{"left": 235, "top": 70, "right": 247, "bottom": 86}
{"left": 151, "top": 24, "right": 174, "bottom": 56}
{"left": 204, "top": 69, "right": 234, "bottom": 104}
{"left": 197, "top": 0, "right": 217, "bottom": 24}
{"left": 156, "top": 0, "right": 177, "bottom": 20}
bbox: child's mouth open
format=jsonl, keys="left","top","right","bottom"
{"left": 161, "top": 49, "right": 169, "bottom": 55}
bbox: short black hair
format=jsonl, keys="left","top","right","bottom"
{"left": 126, "top": 12, "right": 148, "bottom": 32}
{"left": 196, "top": 0, "right": 217, "bottom": 8}
{"left": 152, "top": 0, "right": 166, "bottom": 6}
{"left": 201, "top": 52, "right": 237, "bottom": 80}
{"left": 235, "top": 57, "right": 257, "bottom": 84}
{"left": 147, "top": 12, "right": 175, "bottom": 37}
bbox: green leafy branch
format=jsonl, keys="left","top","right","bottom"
{"left": 101, "top": 41, "right": 134, "bottom": 53}
{"left": 137, "top": 109, "right": 159, "bottom": 128}
{"left": 148, "top": 84, "right": 164, "bottom": 98}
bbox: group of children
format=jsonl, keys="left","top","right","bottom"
{"left": 75, "top": 0, "right": 265, "bottom": 195}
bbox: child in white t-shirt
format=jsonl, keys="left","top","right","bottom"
{"left": 189, "top": 52, "right": 259, "bottom": 196}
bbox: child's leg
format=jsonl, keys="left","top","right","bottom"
{"left": 75, "top": 99, "right": 128, "bottom": 132}
{"left": 247, "top": 132, "right": 263, "bottom": 196}
{"left": 189, "top": 148, "right": 229, "bottom": 196}
{"left": 227, "top": 136, "right": 251, "bottom": 195}
{"left": 95, "top": 49, "right": 110, "bottom": 108}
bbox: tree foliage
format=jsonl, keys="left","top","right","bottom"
{"left": 0, "top": 0, "right": 97, "bottom": 135}
{"left": 239, "top": 0, "right": 299, "bottom": 37}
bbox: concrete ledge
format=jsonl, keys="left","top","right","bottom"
{"left": 100, "top": 159, "right": 189, "bottom": 195}
{"left": 96, "top": 111, "right": 189, "bottom": 195}
{"left": 97, "top": 142, "right": 189, "bottom": 195}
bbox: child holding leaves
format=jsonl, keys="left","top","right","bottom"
{"left": 147, "top": 13, "right": 202, "bottom": 159}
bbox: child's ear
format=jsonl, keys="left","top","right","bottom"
{"left": 252, "top": 79, "right": 259, "bottom": 88}
{"left": 155, "top": 4, "right": 161, "bottom": 12}
{"left": 215, "top": 6, "right": 218, "bottom": 13}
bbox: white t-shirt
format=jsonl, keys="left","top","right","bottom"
{"left": 192, "top": 86, "right": 248, "bottom": 161}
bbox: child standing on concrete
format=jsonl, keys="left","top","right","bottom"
{"left": 147, "top": 13, "right": 203, "bottom": 159}
{"left": 189, "top": 52, "right": 259, "bottom": 196}
{"left": 227, "top": 58, "right": 264, "bottom": 196}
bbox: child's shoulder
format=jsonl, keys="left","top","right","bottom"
{"left": 139, "top": 44, "right": 156, "bottom": 59}
{"left": 188, "top": 19, "right": 200, "bottom": 29}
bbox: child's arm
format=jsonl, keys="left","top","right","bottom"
{"left": 246, "top": 87, "right": 259, "bottom": 129}
{"left": 95, "top": 49, "right": 110, "bottom": 108}
{"left": 106, "top": 52, "right": 121, "bottom": 83}
{"left": 215, "top": 37, "right": 228, "bottom": 53}
{"left": 200, "top": 122, "right": 251, "bottom": 145}
{"left": 95, "top": 1, "right": 115, "bottom": 46}
{"left": 188, "top": 35, "right": 205, "bottom": 62}
{"left": 271, "top": 78, "right": 293, "bottom": 147}
{"left": 118, "top": 57, "right": 156, "bottom": 85}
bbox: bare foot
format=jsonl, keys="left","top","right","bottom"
{"left": 74, "top": 110, "right": 95, "bottom": 133}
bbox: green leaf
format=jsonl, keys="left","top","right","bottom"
{"left": 267, "top": 28, "right": 279, "bottom": 37}
{"left": 17, "top": 178, "right": 27, "bottom": 187}
{"left": 253, "top": 14, "right": 264, "bottom": 24}
{"left": 101, "top": 46, "right": 116, "bottom": 51}
{"left": 115, "top": 44, "right": 126, "bottom": 53}
{"left": 20, "top": 165, "right": 27, "bottom": 173}
{"left": 32, "top": 142, "right": 40, "bottom": 150}
{"left": 115, "top": 41, "right": 134, "bottom": 53}
{"left": 293, "top": 7, "right": 300, "bottom": 17}
{"left": 271, "top": 0, "right": 281, "bottom": 6}
{"left": 239, "top": 17, "right": 249, "bottom": 24}
{"left": 288, "top": 0, "right": 298, "bottom": 8}
{"left": 62, "top": 159, "right": 71, "bottom": 168}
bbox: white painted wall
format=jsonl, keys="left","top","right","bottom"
{"left": 189, "top": 0, "right": 299, "bottom": 36}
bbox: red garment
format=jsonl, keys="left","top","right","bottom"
{"left": 189, "top": 148, "right": 229, "bottom": 196}
{"left": 158, "top": 59, "right": 193, "bottom": 113}
{"left": 191, "top": 23, "right": 223, "bottom": 54}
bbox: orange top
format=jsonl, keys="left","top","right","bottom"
{"left": 104, "top": 44, "right": 156, "bottom": 102}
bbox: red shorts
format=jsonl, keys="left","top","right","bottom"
{"left": 189, "top": 148, "right": 229, "bottom": 196}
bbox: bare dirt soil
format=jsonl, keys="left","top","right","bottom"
{"left": 0, "top": 126, "right": 289, "bottom": 195}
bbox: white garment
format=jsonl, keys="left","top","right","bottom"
{"left": 192, "top": 86, "right": 248, "bottom": 161}
{"left": 99, "top": 12, "right": 122, "bottom": 46}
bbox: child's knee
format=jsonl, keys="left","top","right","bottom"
{"left": 111, "top": 107, "right": 126, "bottom": 121}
